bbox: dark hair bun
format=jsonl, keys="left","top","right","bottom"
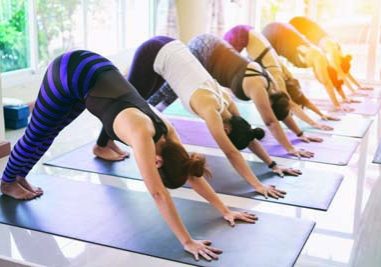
{"left": 185, "top": 153, "right": 206, "bottom": 178}
{"left": 270, "top": 91, "right": 290, "bottom": 121}
{"left": 250, "top": 127, "right": 265, "bottom": 141}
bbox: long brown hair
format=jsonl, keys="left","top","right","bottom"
{"left": 159, "top": 140, "right": 211, "bottom": 189}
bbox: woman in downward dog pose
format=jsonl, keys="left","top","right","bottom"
{"left": 1, "top": 50, "right": 257, "bottom": 261}
{"left": 224, "top": 25, "right": 339, "bottom": 129}
{"left": 182, "top": 34, "right": 322, "bottom": 156}
{"left": 262, "top": 22, "right": 357, "bottom": 111}
{"left": 289, "top": 16, "right": 373, "bottom": 92}
{"left": 95, "top": 36, "right": 298, "bottom": 199}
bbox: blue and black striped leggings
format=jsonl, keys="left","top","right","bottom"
{"left": 2, "top": 50, "right": 116, "bottom": 183}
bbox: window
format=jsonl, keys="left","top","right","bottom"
{"left": 36, "top": 0, "right": 84, "bottom": 67}
{"left": 1, "top": 0, "right": 154, "bottom": 74}
{"left": 0, "top": 0, "right": 30, "bottom": 72}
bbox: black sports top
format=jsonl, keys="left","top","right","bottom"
{"left": 85, "top": 70, "right": 168, "bottom": 143}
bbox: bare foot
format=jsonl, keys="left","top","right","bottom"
{"left": 17, "top": 177, "right": 43, "bottom": 196}
{"left": 1, "top": 181, "right": 38, "bottom": 200}
{"left": 107, "top": 140, "right": 129, "bottom": 158}
{"left": 93, "top": 145, "right": 126, "bottom": 161}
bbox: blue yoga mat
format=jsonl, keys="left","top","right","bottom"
{"left": 0, "top": 174, "right": 315, "bottom": 267}
{"left": 44, "top": 142, "right": 343, "bottom": 211}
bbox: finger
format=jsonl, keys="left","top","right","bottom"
{"left": 229, "top": 218, "right": 235, "bottom": 227}
{"left": 275, "top": 190, "right": 286, "bottom": 198}
{"left": 199, "top": 250, "right": 212, "bottom": 261}
{"left": 204, "top": 249, "right": 219, "bottom": 260}
{"left": 240, "top": 216, "right": 257, "bottom": 223}
{"left": 244, "top": 213, "right": 258, "bottom": 220}
{"left": 208, "top": 246, "right": 223, "bottom": 254}
{"left": 264, "top": 191, "right": 269, "bottom": 199}
{"left": 275, "top": 188, "right": 287, "bottom": 194}
{"left": 194, "top": 252, "right": 199, "bottom": 261}
{"left": 286, "top": 170, "right": 299, "bottom": 176}
{"left": 269, "top": 191, "right": 279, "bottom": 199}
{"left": 202, "top": 240, "right": 212, "bottom": 246}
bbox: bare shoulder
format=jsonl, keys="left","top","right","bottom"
{"left": 113, "top": 108, "right": 155, "bottom": 143}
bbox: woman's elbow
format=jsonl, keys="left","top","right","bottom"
{"left": 149, "top": 189, "right": 170, "bottom": 203}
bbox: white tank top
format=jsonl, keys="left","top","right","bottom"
{"left": 153, "top": 40, "right": 228, "bottom": 114}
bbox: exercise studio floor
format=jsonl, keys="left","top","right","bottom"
{"left": 0, "top": 99, "right": 379, "bottom": 266}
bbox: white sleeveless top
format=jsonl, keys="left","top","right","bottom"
{"left": 153, "top": 40, "right": 228, "bottom": 114}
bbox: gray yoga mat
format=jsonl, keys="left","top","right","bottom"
{"left": 44, "top": 142, "right": 343, "bottom": 211}
{"left": 168, "top": 118, "right": 359, "bottom": 166}
{"left": 163, "top": 100, "right": 372, "bottom": 138}
{"left": 0, "top": 174, "right": 315, "bottom": 267}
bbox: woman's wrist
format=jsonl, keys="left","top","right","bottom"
{"left": 268, "top": 161, "right": 277, "bottom": 169}
{"left": 181, "top": 236, "right": 194, "bottom": 246}
{"left": 296, "top": 131, "right": 304, "bottom": 137}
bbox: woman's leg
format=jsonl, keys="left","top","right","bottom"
{"left": 1, "top": 60, "right": 82, "bottom": 199}
{"left": 93, "top": 128, "right": 129, "bottom": 161}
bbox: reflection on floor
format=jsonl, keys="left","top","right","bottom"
{"left": 0, "top": 108, "right": 380, "bottom": 267}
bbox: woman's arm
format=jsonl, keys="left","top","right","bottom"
{"left": 188, "top": 176, "right": 258, "bottom": 225}
{"left": 247, "top": 140, "right": 302, "bottom": 177}
{"left": 304, "top": 99, "right": 340, "bottom": 121}
{"left": 113, "top": 110, "right": 219, "bottom": 260}
{"left": 198, "top": 106, "right": 285, "bottom": 198}
{"left": 289, "top": 101, "right": 334, "bottom": 130}
{"left": 243, "top": 76, "right": 313, "bottom": 158}
{"left": 282, "top": 114, "right": 323, "bottom": 143}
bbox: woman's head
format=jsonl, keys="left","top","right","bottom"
{"left": 225, "top": 116, "right": 265, "bottom": 150}
{"left": 285, "top": 78, "right": 309, "bottom": 107}
{"left": 340, "top": 55, "right": 352, "bottom": 74}
{"left": 270, "top": 91, "right": 290, "bottom": 121}
{"left": 158, "top": 140, "right": 210, "bottom": 189}
{"left": 327, "top": 65, "right": 344, "bottom": 91}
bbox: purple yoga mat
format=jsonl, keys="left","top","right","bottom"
{"left": 169, "top": 118, "right": 359, "bottom": 166}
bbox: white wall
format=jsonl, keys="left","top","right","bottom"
{"left": 175, "top": 0, "right": 210, "bottom": 42}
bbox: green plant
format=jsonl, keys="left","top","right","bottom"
{"left": 0, "top": 2, "right": 29, "bottom": 72}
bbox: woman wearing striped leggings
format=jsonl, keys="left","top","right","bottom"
{"left": 224, "top": 25, "right": 339, "bottom": 128}
{"left": 95, "top": 36, "right": 299, "bottom": 199}
{"left": 1, "top": 51, "right": 259, "bottom": 261}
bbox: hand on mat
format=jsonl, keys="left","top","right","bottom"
{"left": 321, "top": 114, "right": 340, "bottom": 121}
{"left": 272, "top": 165, "right": 302, "bottom": 177}
{"left": 334, "top": 106, "right": 354, "bottom": 113}
{"left": 312, "top": 123, "right": 333, "bottom": 131}
{"left": 223, "top": 211, "right": 258, "bottom": 227}
{"left": 344, "top": 98, "right": 361, "bottom": 104}
{"left": 359, "top": 86, "right": 374, "bottom": 91}
{"left": 298, "top": 134, "right": 323, "bottom": 143}
{"left": 184, "top": 239, "right": 222, "bottom": 261}
{"left": 353, "top": 91, "right": 369, "bottom": 97}
{"left": 287, "top": 148, "right": 314, "bottom": 159}
{"left": 256, "top": 184, "right": 286, "bottom": 199}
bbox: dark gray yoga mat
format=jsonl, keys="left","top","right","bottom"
{"left": 372, "top": 142, "right": 381, "bottom": 164}
{"left": 44, "top": 142, "right": 343, "bottom": 211}
{"left": 163, "top": 100, "right": 372, "bottom": 138}
{"left": 0, "top": 174, "right": 315, "bottom": 267}
{"left": 168, "top": 118, "right": 359, "bottom": 166}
